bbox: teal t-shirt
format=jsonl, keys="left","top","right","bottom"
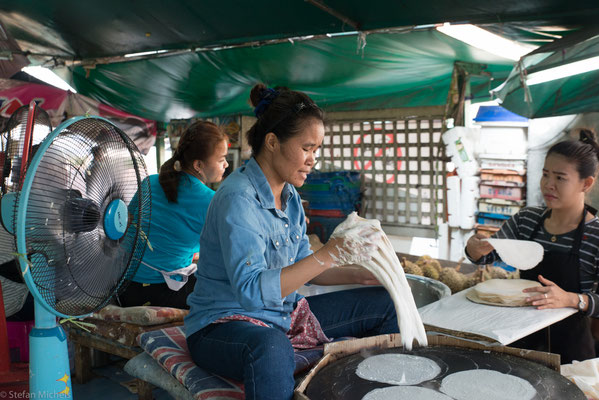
{"left": 133, "top": 173, "right": 214, "bottom": 283}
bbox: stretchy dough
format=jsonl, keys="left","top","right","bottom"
{"left": 356, "top": 354, "right": 441, "bottom": 385}
{"left": 440, "top": 369, "right": 536, "bottom": 400}
{"left": 484, "top": 238, "right": 543, "bottom": 270}
{"left": 330, "top": 212, "right": 427, "bottom": 349}
{"left": 467, "top": 279, "right": 541, "bottom": 307}
{"left": 363, "top": 385, "right": 453, "bottom": 400}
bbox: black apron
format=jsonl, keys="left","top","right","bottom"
{"left": 516, "top": 206, "right": 596, "bottom": 364}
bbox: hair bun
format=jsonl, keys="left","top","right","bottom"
{"left": 579, "top": 128, "right": 597, "bottom": 145}
{"left": 249, "top": 83, "right": 268, "bottom": 107}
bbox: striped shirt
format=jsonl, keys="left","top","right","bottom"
{"left": 468, "top": 206, "right": 599, "bottom": 318}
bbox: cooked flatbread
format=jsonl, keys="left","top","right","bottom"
{"left": 484, "top": 238, "right": 543, "bottom": 270}
{"left": 356, "top": 353, "right": 441, "bottom": 385}
{"left": 466, "top": 279, "right": 541, "bottom": 307}
{"left": 363, "top": 386, "right": 453, "bottom": 400}
{"left": 440, "top": 369, "right": 536, "bottom": 400}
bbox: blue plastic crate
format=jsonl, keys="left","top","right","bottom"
{"left": 307, "top": 215, "right": 347, "bottom": 243}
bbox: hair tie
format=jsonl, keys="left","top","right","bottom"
{"left": 254, "top": 88, "right": 279, "bottom": 117}
{"left": 579, "top": 129, "right": 595, "bottom": 145}
{"left": 173, "top": 160, "right": 182, "bottom": 172}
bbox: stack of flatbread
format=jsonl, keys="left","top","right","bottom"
{"left": 466, "top": 279, "right": 541, "bottom": 307}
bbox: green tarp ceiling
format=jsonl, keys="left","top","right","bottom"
{"left": 69, "top": 30, "right": 515, "bottom": 121}
{"left": 494, "top": 27, "right": 599, "bottom": 118}
{"left": 1, "top": 1, "right": 598, "bottom": 121}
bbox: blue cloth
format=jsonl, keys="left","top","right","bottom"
{"left": 186, "top": 286, "right": 398, "bottom": 400}
{"left": 132, "top": 173, "right": 214, "bottom": 284}
{"left": 185, "top": 157, "right": 312, "bottom": 337}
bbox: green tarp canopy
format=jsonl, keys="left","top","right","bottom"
{"left": 494, "top": 27, "right": 599, "bottom": 118}
{"left": 70, "top": 30, "right": 515, "bottom": 121}
{"left": 1, "top": 1, "right": 598, "bottom": 121}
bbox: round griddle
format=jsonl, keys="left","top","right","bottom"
{"left": 305, "top": 346, "right": 585, "bottom": 399}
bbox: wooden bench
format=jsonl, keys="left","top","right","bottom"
{"left": 67, "top": 318, "right": 184, "bottom": 400}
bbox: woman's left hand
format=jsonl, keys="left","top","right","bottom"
{"left": 347, "top": 265, "right": 381, "bottom": 285}
{"left": 523, "top": 274, "right": 577, "bottom": 310}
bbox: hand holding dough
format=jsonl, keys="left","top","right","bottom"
{"left": 330, "top": 212, "right": 427, "bottom": 350}
{"left": 329, "top": 226, "right": 382, "bottom": 267}
{"left": 483, "top": 238, "right": 543, "bottom": 270}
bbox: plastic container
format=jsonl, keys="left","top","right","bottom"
{"left": 7, "top": 320, "right": 34, "bottom": 362}
{"left": 441, "top": 127, "right": 479, "bottom": 178}
{"left": 446, "top": 176, "right": 460, "bottom": 228}
{"left": 476, "top": 211, "right": 510, "bottom": 227}
{"left": 480, "top": 169, "right": 526, "bottom": 184}
{"left": 299, "top": 170, "right": 362, "bottom": 214}
{"left": 479, "top": 156, "right": 526, "bottom": 174}
{"left": 478, "top": 198, "right": 523, "bottom": 216}
{"left": 460, "top": 176, "right": 480, "bottom": 229}
{"left": 479, "top": 184, "right": 525, "bottom": 201}
{"left": 474, "top": 106, "right": 528, "bottom": 123}
{"left": 307, "top": 215, "right": 347, "bottom": 243}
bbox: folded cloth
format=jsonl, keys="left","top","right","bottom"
{"left": 92, "top": 304, "right": 188, "bottom": 326}
{"left": 561, "top": 357, "right": 599, "bottom": 400}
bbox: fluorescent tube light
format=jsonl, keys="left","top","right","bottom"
{"left": 436, "top": 23, "right": 536, "bottom": 61}
{"left": 526, "top": 55, "right": 599, "bottom": 85}
{"left": 22, "top": 66, "right": 77, "bottom": 93}
{"left": 124, "top": 49, "right": 168, "bottom": 58}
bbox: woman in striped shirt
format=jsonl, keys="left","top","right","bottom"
{"left": 466, "top": 129, "right": 599, "bottom": 363}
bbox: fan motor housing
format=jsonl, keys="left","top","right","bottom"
{"left": 104, "top": 198, "right": 128, "bottom": 240}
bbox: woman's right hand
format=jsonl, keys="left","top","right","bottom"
{"left": 466, "top": 233, "right": 495, "bottom": 261}
{"left": 319, "top": 228, "right": 382, "bottom": 267}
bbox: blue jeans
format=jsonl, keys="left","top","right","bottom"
{"left": 186, "top": 286, "right": 398, "bottom": 400}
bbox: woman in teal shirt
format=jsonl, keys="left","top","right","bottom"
{"left": 120, "top": 121, "right": 229, "bottom": 309}
{"left": 185, "top": 85, "right": 398, "bottom": 400}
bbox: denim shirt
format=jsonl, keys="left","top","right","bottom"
{"left": 185, "top": 158, "right": 313, "bottom": 337}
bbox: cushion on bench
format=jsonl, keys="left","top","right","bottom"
{"left": 92, "top": 304, "right": 189, "bottom": 326}
{"left": 136, "top": 326, "right": 326, "bottom": 399}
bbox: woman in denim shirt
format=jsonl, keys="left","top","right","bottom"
{"left": 185, "top": 84, "right": 398, "bottom": 400}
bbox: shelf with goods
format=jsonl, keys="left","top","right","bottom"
{"left": 471, "top": 106, "right": 529, "bottom": 239}
{"left": 475, "top": 155, "right": 527, "bottom": 237}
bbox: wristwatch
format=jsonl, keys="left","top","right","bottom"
{"left": 577, "top": 294, "right": 587, "bottom": 311}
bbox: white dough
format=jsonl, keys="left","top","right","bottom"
{"left": 440, "top": 369, "right": 537, "bottom": 400}
{"left": 484, "top": 238, "right": 544, "bottom": 270}
{"left": 362, "top": 385, "right": 453, "bottom": 400}
{"left": 330, "top": 212, "right": 428, "bottom": 349}
{"left": 468, "top": 279, "right": 541, "bottom": 307}
{"left": 356, "top": 354, "right": 441, "bottom": 385}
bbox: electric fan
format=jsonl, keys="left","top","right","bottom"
{"left": 2, "top": 115, "right": 151, "bottom": 398}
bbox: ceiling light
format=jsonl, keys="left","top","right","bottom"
{"left": 123, "top": 49, "right": 168, "bottom": 58}
{"left": 22, "top": 66, "right": 77, "bottom": 93}
{"left": 436, "top": 23, "right": 536, "bottom": 61}
{"left": 526, "top": 55, "right": 599, "bottom": 85}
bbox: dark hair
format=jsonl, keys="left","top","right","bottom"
{"left": 246, "top": 83, "right": 324, "bottom": 156}
{"left": 547, "top": 128, "right": 599, "bottom": 179}
{"left": 159, "top": 120, "right": 227, "bottom": 203}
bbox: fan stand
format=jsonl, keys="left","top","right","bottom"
{"left": 0, "top": 281, "right": 29, "bottom": 395}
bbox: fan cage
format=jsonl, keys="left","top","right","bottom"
{"left": 16, "top": 117, "right": 150, "bottom": 317}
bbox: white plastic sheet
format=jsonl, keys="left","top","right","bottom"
{"left": 419, "top": 288, "right": 576, "bottom": 345}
